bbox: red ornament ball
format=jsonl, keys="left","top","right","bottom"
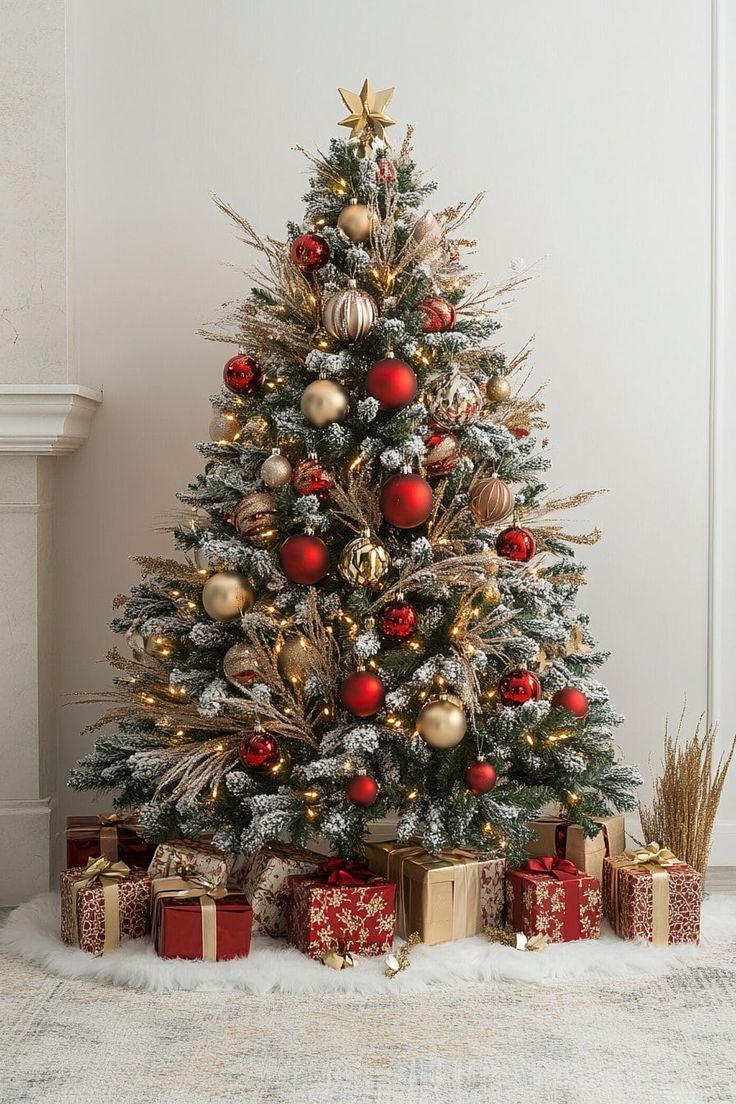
{"left": 419, "top": 296, "right": 456, "bottom": 334}
{"left": 289, "top": 232, "right": 330, "bottom": 273}
{"left": 292, "top": 458, "right": 334, "bottom": 501}
{"left": 498, "top": 668, "right": 542, "bottom": 706}
{"left": 424, "top": 426, "right": 461, "bottom": 477}
{"left": 339, "top": 671, "right": 386, "bottom": 718}
{"left": 551, "top": 686, "right": 589, "bottom": 719}
{"left": 365, "top": 358, "right": 417, "bottom": 413}
{"left": 238, "top": 730, "right": 281, "bottom": 770}
{"left": 495, "top": 526, "right": 536, "bottom": 563}
{"left": 509, "top": 426, "right": 530, "bottom": 440}
{"left": 223, "top": 354, "right": 263, "bottom": 395}
{"left": 464, "top": 759, "right": 497, "bottom": 795}
{"left": 345, "top": 774, "right": 380, "bottom": 807}
{"left": 378, "top": 599, "right": 419, "bottom": 643}
{"left": 279, "top": 533, "right": 330, "bottom": 585}
{"left": 376, "top": 159, "right": 397, "bottom": 184}
{"left": 379, "top": 473, "right": 433, "bottom": 529}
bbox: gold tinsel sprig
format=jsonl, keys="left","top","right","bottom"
{"left": 385, "top": 932, "right": 421, "bottom": 978}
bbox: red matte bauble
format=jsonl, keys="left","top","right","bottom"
{"left": 378, "top": 599, "right": 419, "bottom": 643}
{"left": 339, "top": 671, "right": 386, "bottom": 718}
{"left": 464, "top": 760, "right": 497, "bottom": 795}
{"left": 551, "top": 686, "right": 589, "bottom": 719}
{"left": 509, "top": 426, "right": 529, "bottom": 440}
{"left": 379, "top": 473, "right": 433, "bottom": 529}
{"left": 345, "top": 775, "right": 380, "bottom": 806}
{"left": 419, "top": 296, "right": 456, "bottom": 334}
{"left": 499, "top": 668, "right": 542, "bottom": 706}
{"left": 223, "top": 354, "right": 263, "bottom": 395}
{"left": 279, "top": 534, "right": 330, "bottom": 585}
{"left": 365, "top": 358, "right": 417, "bottom": 413}
{"left": 496, "top": 526, "right": 536, "bottom": 563}
{"left": 376, "top": 159, "right": 397, "bottom": 184}
{"left": 238, "top": 730, "right": 281, "bottom": 770}
{"left": 292, "top": 458, "right": 334, "bottom": 501}
{"left": 289, "top": 232, "right": 330, "bottom": 273}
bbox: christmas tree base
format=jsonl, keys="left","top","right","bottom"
{"left": 2, "top": 892, "right": 732, "bottom": 995}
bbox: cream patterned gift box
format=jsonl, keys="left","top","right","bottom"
{"left": 239, "top": 843, "right": 322, "bottom": 938}
{"left": 147, "top": 840, "right": 235, "bottom": 888}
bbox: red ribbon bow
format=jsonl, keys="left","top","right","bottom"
{"left": 315, "top": 857, "right": 375, "bottom": 886}
{"left": 522, "top": 856, "right": 581, "bottom": 882}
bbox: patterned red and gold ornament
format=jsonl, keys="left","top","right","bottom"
{"left": 419, "top": 296, "right": 456, "bottom": 333}
{"left": 292, "top": 457, "right": 334, "bottom": 500}
{"left": 233, "top": 493, "right": 278, "bottom": 547}
{"left": 365, "top": 357, "right": 417, "bottom": 412}
{"left": 427, "top": 372, "right": 482, "bottom": 430}
{"left": 469, "top": 477, "right": 515, "bottom": 525}
{"left": 495, "top": 526, "right": 536, "bottom": 563}
{"left": 551, "top": 686, "right": 589, "bottom": 719}
{"left": 379, "top": 472, "right": 433, "bottom": 529}
{"left": 424, "top": 426, "right": 461, "bottom": 477}
{"left": 290, "top": 232, "right": 330, "bottom": 273}
{"left": 376, "top": 158, "right": 396, "bottom": 184}
{"left": 279, "top": 533, "right": 330, "bottom": 585}
{"left": 238, "top": 728, "right": 281, "bottom": 770}
{"left": 378, "top": 598, "right": 418, "bottom": 643}
{"left": 498, "top": 668, "right": 542, "bottom": 706}
{"left": 223, "top": 354, "right": 263, "bottom": 395}
{"left": 223, "top": 642, "right": 258, "bottom": 689}
{"left": 345, "top": 774, "right": 380, "bottom": 806}
{"left": 464, "top": 759, "right": 497, "bottom": 795}
{"left": 339, "top": 530, "right": 391, "bottom": 589}
{"left": 339, "top": 671, "right": 386, "bottom": 718}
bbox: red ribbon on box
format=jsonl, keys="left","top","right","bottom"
{"left": 522, "top": 856, "right": 581, "bottom": 882}
{"left": 313, "top": 857, "right": 379, "bottom": 886}
{"left": 509, "top": 857, "right": 590, "bottom": 941}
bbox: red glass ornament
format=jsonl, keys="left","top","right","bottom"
{"left": 339, "top": 671, "right": 386, "bottom": 718}
{"left": 223, "top": 354, "right": 263, "bottom": 395}
{"left": 424, "top": 425, "right": 461, "bottom": 477}
{"left": 499, "top": 668, "right": 542, "bottom": 706}
{"left": 378, "top": 599, "right": 418, "bottom": 643}
{"left": 509, "top": 426, "right": 529, "bottom": 440}
{"left": 238, "top": 730, "right": 281, "bottom": 769}
{"left": 464, "top": 759, "right": 497, "bottom": 795}
{"left": 376, "top": 159, "right": 397, "bottom": 184}
{"left": 279, "top": 534, "right": 330, "bottom": 585}
{"left": 379, "top": 473, "right": 433, "bottom": 529}
{"left": 551, "top": 686, "right": 589, "bottom": 719}
{"left": 419, "top": 296, "right": 456, "bottom": 334}
{"left": 345, "top": 774, "right": 380, "bottom": 806}
{"left": 289, "top": 232, "right": 330, "bottom": 273}
{"left": 292, "top": 458, "right": 334, "bottom": 501}
{"left": 365, "top": 358, "right": 417, "bottom": 413}
{"left": 495, "top": 526, "right": 536, "bottom": 563}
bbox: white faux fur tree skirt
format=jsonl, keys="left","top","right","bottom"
{"left": 2, "top": 892, "right": 734, "bottom": 995}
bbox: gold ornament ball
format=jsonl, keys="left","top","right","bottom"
{"left": 300, "top": 379, "right": 349, "bottom": 427}
{"left": 484, "top": 583, "right": 502, "bottom": 607}
{"left": 322, "top": 283, "right": 378, "bottom": 344}
{"left": 201, "top": 571, "right": 255, "bottom": 622}
{"left": 337, "top": 201, "right": 377, "bottom": 244}
{"left": 260, "top": 449, "right": 293, "bottom": 488}
{"left": 487, "top": 374, "right": 512, "bottom": 404}
{"left": 416, "top": 695, "right": 467, "bottom": 749}
{"left": 469, "top": 476, "right": 516, "bottom": 525}
{"left": 209, "top": 411, "right": 240, "bottom": 443}
{"left": 277, "top": 634, "right": 315, "bottom": 683}
{"left": 222, "top": 642, "right": 259, "bottom": 690}
{"left": 339, "top": 529, "right": 391, "bottom": 590}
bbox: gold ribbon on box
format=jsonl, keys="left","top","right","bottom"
{"left": 607, "top": 842, "right": 679, "bottom": 947}
{"left": 385, "top": 845, "right": 483, "bottom": 942}
{"left": 71, "top": 856, "right": 131, "bottom": 955}
{"left": 66, "top": 811, "right": 141, "bottom": 861}
{"left": 151, "top": 873, "right": 229, "bottom": 961}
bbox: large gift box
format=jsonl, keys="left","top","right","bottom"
{"left": 603, "top": 844, "right": 701, "bottom": 946}
{"left": 287, "top": 858, "right": 396, "bottom": 959}
{"left": 365, "top": 841, "right": 506, "bottom": 945}
{"left": 240, "top": 843, "right": 322, "bottom": 938}
{"left": 152, "top": 876, "right": 253, "bottom": 961}
{"left": 60, "top": 858, "right": 150, "bottom": 956}
{"left": 525, "top": 813, "right": 626, "bottom": 884}
{"left": 506, "top": 857, "right": 601, "bottom": 943}
{"left": 66, "top": 813, "right": 156, "bottom": 869}
{"left": 148, "top": 839, "right": 234, "bottom": 888}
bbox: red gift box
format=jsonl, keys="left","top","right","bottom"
{"left": 60, "top": 859, "right": 150, "bottom": 956}
{"left": 506, "top": 857, "right": 601, "bottom": 943}
{"left": 66, "top": 814, "right": 156, "bottom": 870}
{"left": 287, "top": 858, "right": 396, "bottom": 960}
{"left": 603, "top": 846, "right": 701, "bottom": 946}
{"left": 152, "top": 876, "right": 252, "bottom": 961}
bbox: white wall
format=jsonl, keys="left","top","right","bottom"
{"left": 56, "top": 0, "right": 733, "bottom": 863}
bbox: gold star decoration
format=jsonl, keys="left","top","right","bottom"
{"left": 536, "top": 625, "right": 592, "bottom": 674}
{"left": 338, "top": 79, "right": 396, "bottom": 158}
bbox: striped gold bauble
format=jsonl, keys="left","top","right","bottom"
{"left": 469, "top": 476, "right": 515, "bottom": 525}
{"left": 339, "top": 529, "right": 391, "bottom": 590}
{"left": 233, "top": 492, "right": 279, "bottom": 548}
{"left": 322, "top": 280, "right": 378, "bottom": 344}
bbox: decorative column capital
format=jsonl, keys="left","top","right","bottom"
{"left": 0, "top": 385, "right": 102, "bottom": 455}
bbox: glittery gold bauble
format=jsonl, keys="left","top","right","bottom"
{"left": 209, "top": 411, "right": 240, "bottom": 443}
{"left": 233, "top": 492, "right": 278, "bottom": 548}
{"left": 300, "top": 379, "right": 349, "bottom": 427}
{"left": 416, "top": 695, "right": 467, "bottom": 749}
{"left": 339, "top": 529, "right": 391, "bottom": 590}
{"left": 469, "top": 476, "right": 515, "bottom": 525}
{"left": 484, "top": 583, "right": 502, "bottom": 607}
{"left": 487, "top": 374, "right": 511, "bottom": 404}
{"left": 322, "top": 282, "right": 378, "bottom": 344}
{"left": 337, "top": 201, "right": 377, "bottom": 244}
{"left": 260, "top": 449, "right": 293, "bottom": 488}
{"left": 201, "top": 571, "right": 255, "bottom": 622}
{"left": 277, "top": 634, "right": 315, "bottom": 683}
{"left": 223, "top": 642, "right": 259, "bottom": 690}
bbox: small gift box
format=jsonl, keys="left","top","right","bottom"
{"left": 365, "top": 841, "right": 506, "bottom": 945}
{"left": 240, "top": 843, "right": 322, "bottom": 938}
{"left": 148, "top": 839, "right": 234, "bottom": 888}
{"left": 60, "top": 858, "right": 151, "bottom": 956}
{"left": 603, "top": 844, "right": 701, "bottom": 946}
{"left": 525, "top": 813, "right": 626, "bottom": 884}
{"left": 152, "top": 876, "right": 253, "bottom": 961}
{"left": 66, "top": 813, "right": 156, "bottom": 870}
{"left": 506, "top": 857, "right": 601, "bottom": 943}
{"left": 287, "top": 858, "right": 396, "bottom": 960}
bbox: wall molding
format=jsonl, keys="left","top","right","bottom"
{"left": 0, "top": 384, "right": 102, "bottom": 454}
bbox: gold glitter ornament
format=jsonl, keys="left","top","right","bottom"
{"left": 277, "top": 634, "right": 316, "bottom": 683}
{"left": 487, "top": 374, "right": 512, "bottom": 404}
{"left": 208, "top": 411, "right": 240, "bottom": 443}
{"left": 260, "top": 449, "right": 293, "bottom": 488}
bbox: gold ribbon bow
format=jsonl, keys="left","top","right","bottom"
{"left": 151, "top": 874, "right": 229, "bottom": 961}
{"left": 71, "top": 856, "right": 131, "bottom": 954}
{"left": 625, "top": 843, "right": 678, "bottom": 868}
{"left": 609, "top": 842, "right": 681, "bottom": 947}
{"left": 97, "top": 811, "right": 139, "bottom": 861}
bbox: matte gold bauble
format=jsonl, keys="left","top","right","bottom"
{"left": 277, "top": 634, "right": 315, "bottom": 683}
{"left": 209, "top": 411, "right": 240, "bottom": 443}
{"left": 416, "top": 695, "right": 467, "bottom": 749}
{"left": 487, "top": 374, "right": 512, "bottom": 404}
{"left": 300, "top": 379, "right": 349, "bottom": 427}
{"left": 469, "top": 476, "right": 515, "bottom": 525}
{"left": 339, "top": 529, "right": 391, "bottom": 589}
{"left": 223, "top": 642, "right": 259, "bottom": 690}
{"left": 336, "top": 200, "right": 377, "bottom": 244}
{"left": 260, "top": 449, "right": 293, "bottom": 488}
{"left": 201, "top": 571, "right": 255, "bottom": 622}
{"left": 322, "top": 282, "right": 378, "bottom": 344}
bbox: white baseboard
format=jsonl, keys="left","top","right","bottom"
{"left": 0, "top": 798, "right": 54, "bottom": 905}
{"left": 708, "top": 820, "right": 736, "bottom": 866}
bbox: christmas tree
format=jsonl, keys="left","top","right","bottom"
{"left": 71, "top": 82, "right": 641, "bottom": 862}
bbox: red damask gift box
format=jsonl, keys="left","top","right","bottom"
{"left": 603, "top": 844, "right": 701, "bottom": 946}
{"left": 66, "top": 813, "right": 156, "bottom": 869}
{"left": 60, "top": 858, "right": 150, "bottom": 956}
{"left": 506, "top": 857, "right": 601, "bottom": 943}
{"left": 152, "top": 876, "right": 252, "bottom": 961}
{"left": 287, "top": 858, "right": 396, "bottom": 960}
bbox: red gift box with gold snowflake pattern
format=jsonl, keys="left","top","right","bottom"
{"left": 603, "top": 849, "right": 701, "bottom": 946}
{"left": 287, "top": 859, "right": 396, "bottom": 959}
{"left": 60, "top": 862, "right": 150, "bottom": 956}
{"left": 506, "top": 857, "right": 601, "bottom": 943}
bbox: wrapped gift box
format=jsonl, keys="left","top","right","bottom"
{"left": 287, "top": 859, "right": 396, "bottom": 960}
{"left": 525, "top": 813, "right": 626, "bottom": 885}
{"left": 603, "top": 846, "right": 701, "bottom": 946}
{"left": 148, "top": 840, "right": 234, "bottom": 888}
{"left": 60, "top": 859, "right": 150, "bottom": 956}
{"left": 506, "top": 857, "right": 601, "bottom": 943}
{"left": 152, "top": 876, "right": 252, "bottom": 961}
{"left": 240, "top": 843, "right": 321, "bottom": 938}
{"left": 365, "top": 841, "right": 506, "bottom": 945}
{"left": 66, "top": 814, "right": 156, "bottom": 870}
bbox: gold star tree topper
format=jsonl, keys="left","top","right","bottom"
{"left": 338, "top": 79, "right": 396, "bottom": 158}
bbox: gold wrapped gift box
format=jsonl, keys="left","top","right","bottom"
{"left": 525, "top": 813, "right": 626, "bottom": 884}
